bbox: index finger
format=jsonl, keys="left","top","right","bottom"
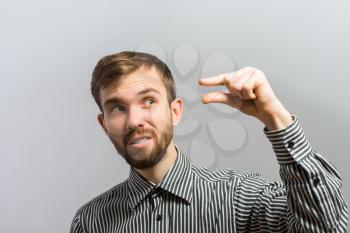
{"left": 198, "top": 73, "right": 234, "bottom": 86}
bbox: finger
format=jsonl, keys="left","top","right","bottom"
{"left": 198, "top": 66, "right": 255, "bottom": 86}
{"left": 241, "top": 75, "right": 257, "bottom": 99}
{"left": 222, "top": 76, "right": 243, "bottom": 99}
{"left": 234, "top": 66, "right": 255, "bottom": 77}
{"left": 198, "top": 73, "right": 230, "bottom": 86}
{"left": 201, "top": 91, "right": 242, "bottom": 109}
{"left": 222, "top": 68, "right": 254, "bottom": 99}
{"left": 233, "top": 69, "right": 257, "bottom": 100}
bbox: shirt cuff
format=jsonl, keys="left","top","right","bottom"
{"left": 263, "top": 115, "right": 312, "bottom": 165}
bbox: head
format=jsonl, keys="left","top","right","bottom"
{"left": 91, "top": 51, "right": 183, "bottom": 170}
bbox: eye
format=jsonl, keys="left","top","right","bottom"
{"left": 111, "top": 104, "right": 125, "bottom": 112}
{"left": 144, "top": 98, "right": 155, "bottom": 106}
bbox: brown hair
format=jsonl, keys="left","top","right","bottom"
{"left": 91, "top": 51, "right": 176, "bottom": 112}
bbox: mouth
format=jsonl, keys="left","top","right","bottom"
{"left": 128, "top": 136, "right": 152, "bottom": 148}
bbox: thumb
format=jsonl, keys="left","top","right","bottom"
{"left": 202, "top": 92, "right": 242, "bottom": 109}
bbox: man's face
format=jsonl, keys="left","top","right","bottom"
{"left": 98, "top": 67, "right": 180, "bottom": 170}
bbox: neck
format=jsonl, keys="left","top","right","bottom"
{"left": 134, "top": 141, "right": 178, "bottom": 184}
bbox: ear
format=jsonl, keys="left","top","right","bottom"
{"left": 97, "top": 113, "right": 107, "bottom": 133}
{"left": 170, "top": 97, "right": 183, "bottom": 127}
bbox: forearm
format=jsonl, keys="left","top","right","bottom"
{"left": 265, "top": 116, "right": 348, "bottom": 232}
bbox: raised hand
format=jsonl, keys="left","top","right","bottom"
{"left": 198, "top": 67, "right": 293, "bottom": 131}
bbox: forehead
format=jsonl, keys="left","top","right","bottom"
{"left": 100, "top": 66, "right": 167, "bottom": 104}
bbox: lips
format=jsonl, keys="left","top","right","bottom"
{"left": 128, "top": 135, "right": 152, "bottom": 145}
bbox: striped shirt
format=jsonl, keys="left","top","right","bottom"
{"left": 70, "top": 117, "right": 348, "bottom": 232}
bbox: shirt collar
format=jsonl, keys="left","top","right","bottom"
{"left": 127, "top": 144, "right": 193, "bottom": 210}
{"left": 127, "top": 166, "right": 155, "bottom": 211}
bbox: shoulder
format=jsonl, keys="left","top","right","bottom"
{"left": 190, "top": 162, "right": 261, "bottom": 184}
{"left": 74, "top": 179, "right": 129, "bottom": 216}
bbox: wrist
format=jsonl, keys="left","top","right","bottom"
{"left": 261, "top": 109, "right": 293, "bottom": 131}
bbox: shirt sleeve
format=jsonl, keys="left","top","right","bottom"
{"left": 233, "top": 116, "right": 348, "bottom": 233}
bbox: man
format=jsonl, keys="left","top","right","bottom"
{"left": 70, "top": 51, "right": 348, "bottom": 232}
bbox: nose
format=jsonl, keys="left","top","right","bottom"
{"left": 126, "top": 106, "right": 146, "bottom": 131}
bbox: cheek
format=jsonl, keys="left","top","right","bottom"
{"left": 147, "top": 105, "right": 172, "bottom": 124}
{"left": 104, "top": 117, "right": 126, "bottom": 138}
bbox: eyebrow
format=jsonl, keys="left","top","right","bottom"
{"left": 103, "top": 87, "right": 161, "bottom": 108}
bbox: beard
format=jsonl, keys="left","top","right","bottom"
{"left": 107, "top": 118, "right": 173, "bottom": 170}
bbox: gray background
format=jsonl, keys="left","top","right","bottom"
{"left": 1, "top": 0, "right": 349, "bottom": 232}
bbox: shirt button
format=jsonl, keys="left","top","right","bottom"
{"left": 313, "top": 177, "right": 320, "bottom": 186}
{"left": 287, "top": 141, "right": 295, "bottom": 149}
{"left": 156, "top": 214, "right": 162, "bottom": 221}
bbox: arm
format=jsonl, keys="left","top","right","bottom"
{"left": 234, "top": 116, "right": 348, "bottom": 232}
{"left": 198, "top": 67, "right": 348, "bottom": 232}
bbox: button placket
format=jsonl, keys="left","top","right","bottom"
{"left": 148, "top": 194, "right": 165, "bottom": 233}
{"left": 149, "top": 188, "right": 165, "bottom": 224}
